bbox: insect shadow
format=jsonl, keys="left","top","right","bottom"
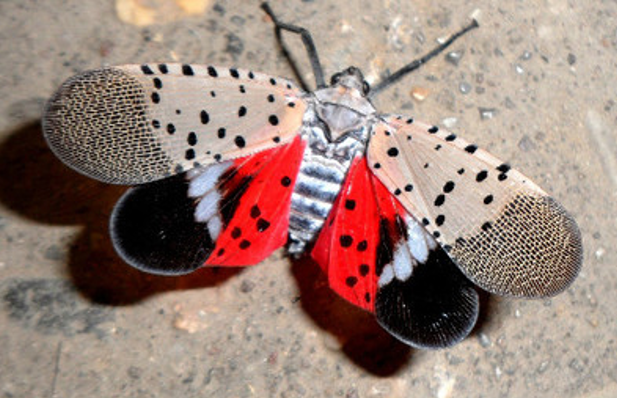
{"left": 0, "top": 122, "right": 242, "bottom": 306}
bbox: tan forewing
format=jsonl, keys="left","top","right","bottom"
{"left": 367, "top": 116, "right": 582, "bottom": 298}
{"left": 43, "top": 64, "right": 307, "bottom": 185}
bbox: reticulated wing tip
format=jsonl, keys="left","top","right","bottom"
{"left": 450, "top": 194, "right": 583, "bottom": 298}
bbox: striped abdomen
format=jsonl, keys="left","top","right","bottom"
{"left": 287, "top": 126, "right": 365, "bottom": 254}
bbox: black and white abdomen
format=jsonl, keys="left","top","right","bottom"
{"left": 287, "top": 124, "right": 366, "bottom": 254}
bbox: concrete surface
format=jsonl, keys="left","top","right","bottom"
{"left": 0, "top": 0, "right": 615, "bottom": 397}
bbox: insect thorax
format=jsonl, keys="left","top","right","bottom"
{"left": 287, "top": 87, "right": 376, "bottom": 254}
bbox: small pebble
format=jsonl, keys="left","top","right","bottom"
{"left": 442, "top": 117, "right": 458, "bottom": 128}
{"left": 479, "top": 107, "right": 498, "bottom": 120}
{"left": 519, "top": 50, "right": 533, "bottom": 60}
{"left": 567, "top": 53, "right": 576, "bottom": 65}
{"left": 478, "top": 332, "right": 491, "bottom": 348}
{"left": 459, "top": 81, "right": 472, "bottom": 94}
{"left": 240, "top": 280, "right": 255, "bottom": 293}
{"left": 514, "top": 64, "right": 525, "bottom": 74}
{"left": 445, "top": 50, "right": 464, "bottom": 66}
{"left": 517, "top": 135, "right": 536, "bottom": 152}
{"left": 411, "top": 87, "right": 430, "bottom": 101}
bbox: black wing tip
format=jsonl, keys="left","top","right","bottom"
{"left": 376, "top": 280, "right": 479, "bottom": 350}
{"left": 375, "top": 248, "right": 480, "bottom": 350}
{"left": 110, "top": 175, "right": 214, "bottom": 275}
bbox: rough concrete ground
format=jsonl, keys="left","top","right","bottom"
{"left": 0, "top": 0, "right": 615, "bottom": 397}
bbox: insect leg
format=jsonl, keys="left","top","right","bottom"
{"left": 369, "top": 19, "right": 479, "bottom": 97}
{"left": 261, "top": 2, "right": 326, "bottom": 90}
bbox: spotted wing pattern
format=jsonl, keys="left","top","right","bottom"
{"left": 311, "top": 157, "right": 381, "bottom": 311}
{"left": 367, "top": 116, "right": 582, "bottom": 298}
{"left": 43, "top": 64, "right": 306, "bottom": 185}
{"left": 204, "top": 136, "right": 306, "bottom": 266}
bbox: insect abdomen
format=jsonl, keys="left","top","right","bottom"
{"left": 288, "top": 135, "right": 354, "bottom": 254}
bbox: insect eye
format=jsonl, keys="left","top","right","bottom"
{"left": 362, "top": 81, "right": 370, "bottom": 95}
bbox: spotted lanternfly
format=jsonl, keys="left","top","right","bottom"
{"left": 42, "top": 3, "right": 582, "bottom": 349}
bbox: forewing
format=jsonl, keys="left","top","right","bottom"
{"left": 111, "top": 137, "right": 306, "bottom": 274}
{"left": 43, "top": 64, "right": 306, "bottom": 185}
{"left": 367, "top": 116, "right": 582, "bottom": 298}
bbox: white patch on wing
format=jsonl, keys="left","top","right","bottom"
{"left": 405, "top": 215, "right": 437, "bottom": 262}
{"left": 187, "top": 162, "right": 230, "bottom": 198}
{"left": 207, "top": 216, "right": 222, "bottom": 241}
{"left": 393, "top": 242, "right": 414, "bottom": 282}
{"left": 379, "top": 216, "right": 441, "bottom": 288}
{"left": 195, "top": 191, "right": 220, "bottom": 222}
{"left": 379, "top": 264, "right": 395, "bottom": 287}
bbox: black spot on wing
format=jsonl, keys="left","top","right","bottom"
{"left": 250, "top": 205, "right": 261, "bottom": 219}
{"left": 281, "top": 176, "right": 292, "bottom": 187}
{"left": 110, "top": 174, "right": 213, "bottom": 275}
{"left": 339, "top": 235, "right": 353, "bottom": 248}
{"left": 234, "top": 136, "right": 246, "bottom": 148}
{"left": 357, "top": 240, "right": 368, "bottom": 252}
{"left": 476, "top": 170, "right": 488, "bottom": 182}
{"left": 387, "top": 147, "right": 399, "bottom": 157}
{"left": 443, "top": 181, "right": 455, "bottom": 193}
{"left": 200, "top": 110, "right": 210, "bottom": 125}
{"left": 464, "top": 144, "right": 478, "bottom": 154}
{"left": 256, "top": 218, "right": 270, "bottom": 232}
{"left": 269, "top": 115, "right": 279, "bottom": 126}
{"left": 345, "top": 199, "right": 356, "bottom": 210}
{"left": 346, "top": 276, "right": 358, "bottom": 287}
{"left": 182, "top": 64, "right": 194, "bottom": 76}
{"left": 187, "top": 132, "right": 197, "bottom": 146}
{"left": 375, "top": 246, "right": 479, "bottom": 349}
{"left": 141, "top": 64, "right": 154, "bottom": 75}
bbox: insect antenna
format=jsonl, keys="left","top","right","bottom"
{"left": 261, "top": 2, "right": 326, "bottom": 91}
{"left": 369, "top": 19, "right": 479, "bottom": 98}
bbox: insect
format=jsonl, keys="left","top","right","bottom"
{"left": 42, "top": 3, "right": 582, "bottom": 349}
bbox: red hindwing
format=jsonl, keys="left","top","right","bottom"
{"left": 206, "top": 136, "right": 306, "bottom": 266}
